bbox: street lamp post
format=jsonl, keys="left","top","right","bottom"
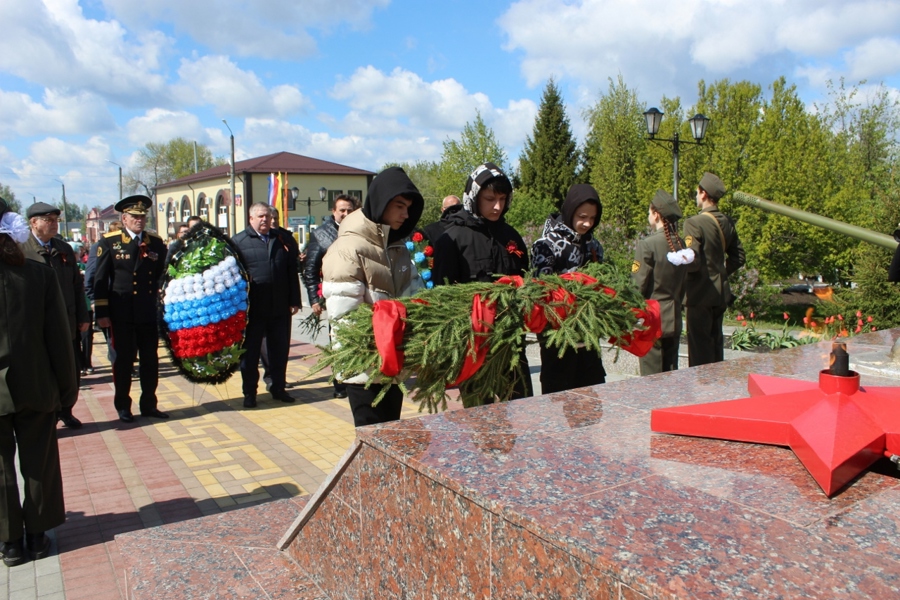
{"left": 107, "top": 159, "right": 123, "bottom": 200}
{"left": 642, "top": 108, "right": 710, "bottom": 202}
{"left": 222, "top": 119, "right": 236, "bottom": 237}
{"left": 305, "top": 186, "right": 327, "bottom": 225}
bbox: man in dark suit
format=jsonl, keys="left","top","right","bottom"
{"left": 20, "top": 202, "right": 90, "bottom": 429}
{"left": 93, "top": 195, "right": 168, "bottom": 422}
{"left": 421, "top": 195, "right": 460, "bottom": 244}
{"left": 233, "top": 202, "right": 301, "bottom": 408}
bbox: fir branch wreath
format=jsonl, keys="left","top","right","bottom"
{"left": 313, "top": 262, "right": 660, "bottom": 412}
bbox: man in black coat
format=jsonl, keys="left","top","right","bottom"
{"left": 301, "top": 194, "right": 358, "bottom": 398}
{"left": 94, "top": 195, "right": 168, "bottom": 422}
{"left": 421, "top": 195, "right": 460, "bottom": 245}
{"left": 20, "top": 202, "right": 90, "bottom": 429}
{"left": 233, "top": 202, "right": 302, "bottom": 408}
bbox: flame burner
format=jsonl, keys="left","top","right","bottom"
{"left": 830, "top": 341, "right": 850, "bottom": 377}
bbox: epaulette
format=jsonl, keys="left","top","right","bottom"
{"left": 147, "top": 232, "right": 163, "bottom": 240}
{"left": 103, "top": 230, "right": 123, "bottom": 238}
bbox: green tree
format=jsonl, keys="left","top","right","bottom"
{"left": 0, "top": 182, "right": 20, "bottom": 213}
{"left": 517, "top": 78, "right": 580, "bottom": 209}
{"left": 436, "top": 112, "right": 508, "bottom": 199}
{"left": 127, "top": 138, "right": 224, "bottom": 194}
{"left": 740, "top": 77, "right": 840, "bottom": 280}
{"left": 581, "top": 75, "right": 647, "bottom": 267}
{"left": 382, "top": 160, "right": 444, "bottom": 226}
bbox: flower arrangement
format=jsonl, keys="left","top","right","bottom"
{"left": 406, "top": 231, "right": 435, "bottom": 289}
{"left": 730, "top": 308, "right": 877, "bottom": 351}
{"left": 160, "top": 223, "right": 249, "bottom": 383}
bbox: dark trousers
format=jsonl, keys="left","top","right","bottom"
{"left": 347, "top": 383, "right": 404, "bottom": 427}
{"left": 240, "top": 313, "right": 290, "bottom": 397}
{"left": 686, "top": 305, "right": 726, "bottom": 367}
{"left": 639, "top": 336, "right": 681, "bottom": 375}
{"left": 110, "top": 321, "right": 159, "bottom": 414}
{"left": 59, "top": 337, "right": 82, "bottom": 420}
{"left": 540, "top": 344, "right": 606, "bottom": 394}
{"left": 80, "top": 310, "right": 94, "bottom": 369}
{"left": 0, "top": 411, "right": 65, "bottom": 542}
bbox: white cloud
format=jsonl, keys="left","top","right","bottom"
{"left": 500, "top": 0, "right": 900, "bottom": 101}
{"left": 102, "top": 0, "right": 391, "bottom": 60}
{"left": 844, "top": 38, "right": 900, "bottom": 81}
{"left": 0, "top": 0, "right": 171, "bottom": 106}
{"left": 125, "top": 109, "right": 207, "bottom": 145}
{"left": 0, "top": 89, "right": 115, "bottom": 137}
{"left": 173, "top": 56, "right": 308, "bottom": 118}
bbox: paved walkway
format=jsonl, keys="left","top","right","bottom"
{"left": 0, "top": 310, "right": 441, "bottom": 599}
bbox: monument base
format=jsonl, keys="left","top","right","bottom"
{"left": 283, "top": 330, "right": 900, "bottom": 599}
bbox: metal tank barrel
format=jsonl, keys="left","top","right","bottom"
{"left": 731, "top": 191, "right": 898, "bottom": 251}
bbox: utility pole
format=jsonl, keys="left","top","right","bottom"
{"left": 222, "top": 120, "right": 236, "bottom": 236}
{"left": 54, "top": 179, "right": 69, "bottom": 239}
{"left": 107, "top": 160, "right": 123, "bottom": 200}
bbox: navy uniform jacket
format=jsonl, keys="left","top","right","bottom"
{"left": 93, "top": 230, "right": 167, "bottom": 323}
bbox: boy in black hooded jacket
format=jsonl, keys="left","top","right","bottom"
{"left": 432, "top": 163, "right": 533, "bottom": 403}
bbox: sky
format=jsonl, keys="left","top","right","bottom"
{"left": 1, "top": 0, "right": 899, "bottom": 212}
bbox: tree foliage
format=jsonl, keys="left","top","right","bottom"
{"left": 517, "top": 78, "right": 580, "bottom": 209}
{"left": 0, "top": 182, "right": 20, "bottom": 213}
{"left": 436, "top": 112, "right": 508, "bottom": 199}
{"left": 127, "top": 138, "right": 224, "bottom": 196}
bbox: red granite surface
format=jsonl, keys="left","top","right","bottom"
{"left": 287, "top": 330, "right": 900, "bottom": 599}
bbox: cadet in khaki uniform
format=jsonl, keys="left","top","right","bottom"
{"left": 93, "top": 196, "right": 168, "bottom": 422}
{"left": 632, "top": 190, "right": 690, "bottom": 375}
{"left": 682, "top": 173, "right": 745, "bottom": 366}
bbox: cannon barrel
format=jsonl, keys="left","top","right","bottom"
{"left": 731, "top": 191, "right": 898, "bottom": 251}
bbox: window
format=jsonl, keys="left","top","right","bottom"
{"left": 327, "top": 190, "right": 343, "bottom": 210}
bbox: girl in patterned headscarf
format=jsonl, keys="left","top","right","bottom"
{"left": 531, "top": 184, "right": 606, "bottom": 394}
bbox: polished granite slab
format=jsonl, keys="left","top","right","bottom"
{"left": 117, "top": 497, "right": 329, "bottom": 599}
{"left": 285, "top": 330, "right": 900, "bottom": 599}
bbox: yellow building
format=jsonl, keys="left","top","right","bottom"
{"left": 155, "top": 151, "right": 374, "bottom": 238}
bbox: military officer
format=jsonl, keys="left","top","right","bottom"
{"left": 93, "top": 195, "right": 168, "bottom": 422}
{"left": 632, "top": 190, "right": 689, "bottom": 375}
{"left": 20, "top": 202, "right": 90, "bottom": 428}
{"left": 682, "top": 173, "right": 745, "bottom": 366}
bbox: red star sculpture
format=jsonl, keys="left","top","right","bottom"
{"left": 651, "top": 369, "right": 900, "bottom": 496}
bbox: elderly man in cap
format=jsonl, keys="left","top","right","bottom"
{"left": 0, "top": 197, "right": 77, "bottom": 566}
{"left": 682, "top": 172, "right": 745, "bottom": 366}
{"left": 93, "top": 195, "right": 168, "bottom": 422}
{"left": 20, "top": 202, "right": 90, "bottom": 428}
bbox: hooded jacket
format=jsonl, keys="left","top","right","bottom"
{"left": 531, "top": 184, "right": 604, "bottom": 275}
{"left": 431, "top": 163, "right": 528, "bottom": 285}
{"left": 322, "top": 167, "right": 423, "bottom": 382}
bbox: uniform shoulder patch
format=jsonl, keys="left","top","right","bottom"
{"left": 631, "top": 260, "right": 641, "bottom": 273}
{"left": 96, "top": 246, "right": 103, "bottom": 257}
{"left": 684, "top": 235, "right": 694, "bottom": 248}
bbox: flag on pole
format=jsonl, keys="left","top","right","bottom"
{"left": 281, "top": 172, "right": 289, "bottom": 224}
{"left": 268, "top": 173, "right": 277, "bottom": 206}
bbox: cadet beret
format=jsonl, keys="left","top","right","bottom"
{"left": 699, "top": 172, "right": 726, "bottom": 201}
{"left": 651, "top": 189, "right": 682, "bottom": 220}
{"left": 115, "top": 194, "right": 153, "bottom": 215}
{"left": 26, "top": 202, "right": 62, "bottom": 219}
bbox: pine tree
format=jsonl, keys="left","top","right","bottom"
{"left": 517, "top": 78, "right": 579, "bottom": 208}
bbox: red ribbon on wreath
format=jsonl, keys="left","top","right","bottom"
{"left": 451, "top": 293, "right": 497, "bottom": 386}
{"left": 372, "top": 300, "right": 407, "bottom": 377}
{"left": 609, "top": 299, "right": 662, "bottom": 357}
